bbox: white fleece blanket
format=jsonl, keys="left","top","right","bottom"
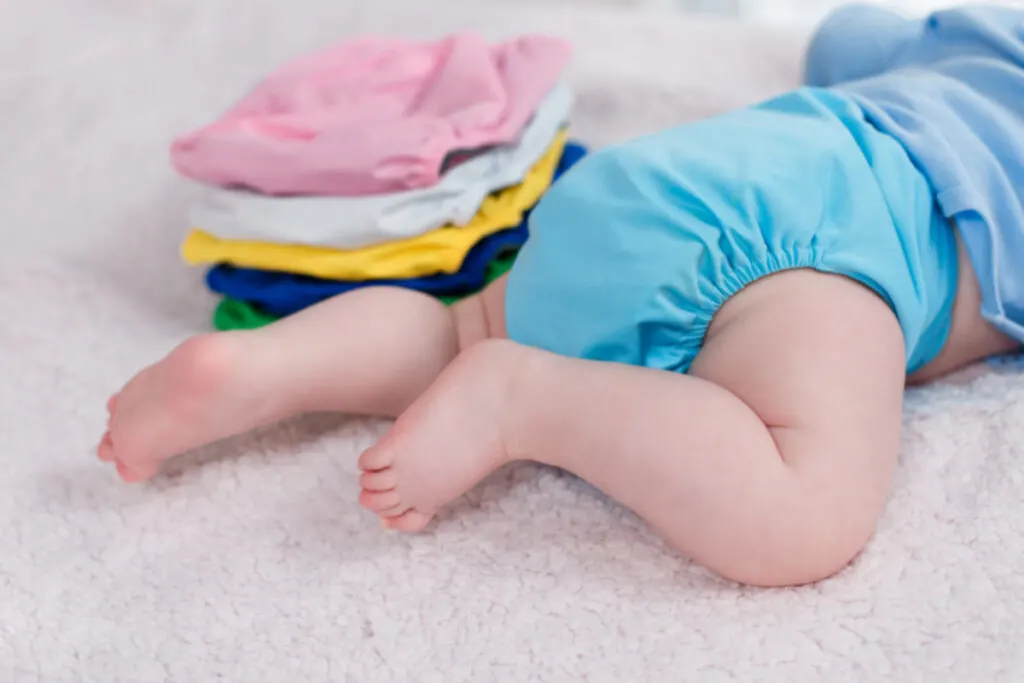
{"left": 2, "top": 1, "right": 1023, "bottom": 680}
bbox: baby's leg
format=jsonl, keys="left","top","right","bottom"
{"left": 358, "top": 270, "right": 905, "bottom": 587}
{"left": 100, "top": 284, "right": 501, "bottom": 482}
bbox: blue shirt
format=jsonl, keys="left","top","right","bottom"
{"left": 805, "top": 4, "right": 1024, "bottom": 343}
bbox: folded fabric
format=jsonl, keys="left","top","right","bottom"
{"left": 214, "top": 298, "right": 279, "bottom": 331}
{"left": 208, "top": 229, "right": 523, "bottom": 317}
{"left": 213, "top": 249, "right": 519, "bottom": 332}
{"left": 190, "top": 84, "right": 573, "bottom": 249}
{"left": 171, "top": 33, "right": 572, "bottom": 196}
{"left": 205, "top": 141, "right": 588, "bottom": 317}
{"left": 182, "top": 132, "right": 567, "bottom": 280}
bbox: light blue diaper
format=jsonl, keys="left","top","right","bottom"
{"left": 506, "top": 88, "right": 957, "bottom": 374}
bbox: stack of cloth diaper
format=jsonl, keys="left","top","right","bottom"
{"left": 169, "top": 33, "right": 588, "bottom": 331}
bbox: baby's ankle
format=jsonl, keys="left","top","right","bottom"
{"left": 451, "top": 339, "right": 550, "bottom": 463}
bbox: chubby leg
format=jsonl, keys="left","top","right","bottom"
{"left": 358, "top": 270, "right": 906, "bottom": 586}
{"left": 99, "top": 283, "right": 504, "bottom": 482}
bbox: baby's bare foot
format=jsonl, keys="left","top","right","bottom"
{"left": 357, "top": 340, "right": 525, "bottom": 531}
{"left": 98, "top": 333, "right": 279, "bottom": 482}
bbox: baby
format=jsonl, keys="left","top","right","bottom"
{"left": 98, "top": 5, "right": 1024, "bottom": 586}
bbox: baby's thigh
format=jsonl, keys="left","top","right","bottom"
{"left": 690, "top": 269, "right": 907, "bottom": 529}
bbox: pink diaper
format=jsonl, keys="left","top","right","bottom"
{"left": 171, "top": 33, "right": 572, "bottom": 196}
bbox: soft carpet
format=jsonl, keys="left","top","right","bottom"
{"left": 2, "top": 0, "right": 1022, "bottom": 680}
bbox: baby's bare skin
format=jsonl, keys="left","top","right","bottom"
{"left": 99, "top": 231, "right": 1015, "bottom": 586}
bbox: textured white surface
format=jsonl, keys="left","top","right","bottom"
{"left": 2, "top": 1, "right": 1023, "bottom": 680}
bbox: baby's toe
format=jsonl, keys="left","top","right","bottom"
{"left": 115, "top": 459, "right": 159, "bottom": 483}
{"left": 359, "top": 469, "right": 398, "bottom": 492}
{"left": 383, "top": 510, "right": 434, "bottom": 533}
{"left": 359, "top": 489, "right": 402, "bottom": 513}
{"left": 97, "top": 433, "right": 115, "bottom": 462}
{"left": 358, "top": 442, "right": 395, "bottom": 472}
{"left": 115, "top": 461, "right": 145, "bottom": 483}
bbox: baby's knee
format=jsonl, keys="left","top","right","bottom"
{"left": 718, "top": 525, "right": 875, "bottom": 588}
{"left": 713, "top": 482, "right": 883, "bottom": 588}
